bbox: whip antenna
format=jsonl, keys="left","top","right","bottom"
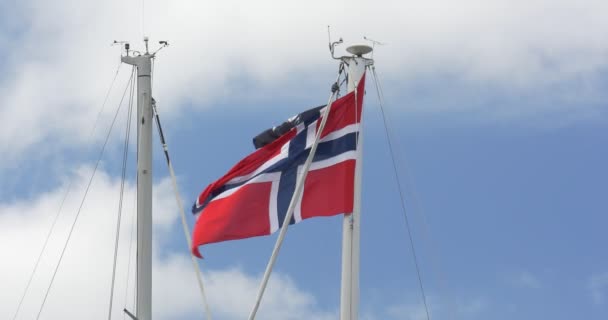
{"left": 327, "top": 26, "right": 344, "bottom": 60}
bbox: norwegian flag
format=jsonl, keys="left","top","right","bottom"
{"left": 191, "top": 74, "right": 365, "bottom": 257}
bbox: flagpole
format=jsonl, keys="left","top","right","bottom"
{"left": 340, "top": 44, "right": 373, "bottom": 320}
{"left": 120, "top": 37, "right": 157, "bottom": 320}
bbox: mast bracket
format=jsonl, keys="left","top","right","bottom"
{"left": 123, "top": 308, "right": 139, "bottom": 320}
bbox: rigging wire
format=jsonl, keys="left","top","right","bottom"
{"left": 152, "top": 101, "right": 213, "bottom": 320}
{"left": 107, "top": 67, "right": 136, "bottom": 320}
{"left": 149, "top": 54, "right": 212, "bottom": 319}
{"left": 122, "top": 75, "right": 139, "bottom": 320}
{"left": 35, "top": 69, "right": 136, "bottom": 320}
{"left": 371, "top": 65, "right": 453, "bottom": 316}
{"left": 123, "top": 183, "right": 137, "bottom": 320}
{"left": 248, "top": 72, "right": 344, "bottom": 320}
{"left": 370, "top": 66, "right": 432, "bottom": 320}
{"left": 91, "top": 62, "right": 125, "bottom": 137}
{"left": 11, "top": 62, "right": 123, "bottom": 320}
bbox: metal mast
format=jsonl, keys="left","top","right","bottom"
{"left": 120, "top": 37, "right": 156, "bottom": 320}
{"left": 340, "top": 44, "right": 373, "bottom": 320}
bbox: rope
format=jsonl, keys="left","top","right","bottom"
{"left": 36, "top": 69, "right": 136, "bottom": 320}
{"left": 370, "top": 66, "right": 432, "bottom": 320}
{"left": 247, "top": 73, "right": 343, "bottom": 320}
{"left": 108, "top": 67, "right": 136, "bottom": 320}
{"left": 152, "top": 101, "right": 213, "bottom": 320}
{"left": 11, "top": 61, "right": 123, "bottom": 320}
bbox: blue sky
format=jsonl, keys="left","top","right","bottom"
{"left": 159, "top": 70, "right": 608, "bottom": 319}
{"left": 1, "top": 0, "right": 607, "bottom": 319}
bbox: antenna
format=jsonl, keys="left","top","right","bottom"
{"left": 117, "top": 38, "right": 169, "bottom": 58}
{"left": 363, "top": 36, "right": 385, "bottom": 59}
{"left": 151, "top": 41, "right": 169, "bottom": 55}
{"left": 144, "top": 36, "right": 149, "bottom": 54}
{"left": 363, "top": 36, "right": 386, "bottom": 47}
{"left": 327, "top": 26, "right": 332, "bottom": 51}
{"left": 113, "top": 40, "right": 131, "bottom": 55}
{"left": 327, "top": 26, "right": 344, "bottom": 60}
{"left": 346, "top": 45, "right": 373, "bottom": 57}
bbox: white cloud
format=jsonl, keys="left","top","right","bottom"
{"left": 1, "top": 0, "right": 608, "bottom": 163}
{"left": 0, "top": 166, "right": 169, "bottom": 319}
{"left": 0, "top": 166, "right": 337, "bottom": 319}
{"left": 0, "top": 162, "right": 497, "bottom": 320}
{"left": 589, "top": 272, "right": 608, "bottom": 305}
{"left": 154, "top": 256, "right": 336, "bottom": 320}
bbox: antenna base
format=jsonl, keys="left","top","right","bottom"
{"left": 346, "top": 45, "right": 373, "bottom": 57}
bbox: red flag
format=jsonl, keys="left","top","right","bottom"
{"left": 191, "top": 75, "right": 365, "bottom": 257}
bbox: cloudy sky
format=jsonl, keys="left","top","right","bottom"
{"left": 1, "top": 0, "right": 607, "bottom": 319}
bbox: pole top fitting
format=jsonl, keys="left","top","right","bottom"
{"left": 144, "top": 36, "right": 150, "bottom": 53}
{"left": 346, "top": 44, "right": 373, "bottom": 57}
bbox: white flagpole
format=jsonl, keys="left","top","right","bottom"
{"left": 340, "top": 45, "right": 373, "bottom": 320}
{"left": 119, "top": 37, "right": 169, "bottom": 320}
{"left": 121, "top": 40, "right": 154, "bottom": 320}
